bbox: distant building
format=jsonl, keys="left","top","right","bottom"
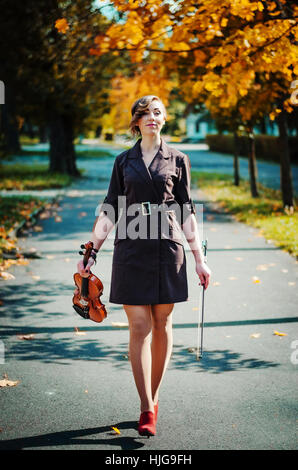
{"left": 185, "top": 111, "right": 217, "bottom": 141}
{"left": 185, "top": 110, "right": 281, "bottom": 140}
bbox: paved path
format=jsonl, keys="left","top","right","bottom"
{"left": 0, "top": 151, "right": 297, "bottom": 451}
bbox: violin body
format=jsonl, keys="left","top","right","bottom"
{"left": 72, "top": 242, "right": 107, "bottom": 323}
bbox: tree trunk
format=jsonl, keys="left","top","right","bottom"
{"left": 247, "top": 129, "right": 259, "bottom": 197}
{"left": 0, "top": 84, "right": 21, "bottom": 154}
{"left": 48, "top": 112, "right": 80, "bottom": 176}
{"left": 277, "top": 110, "right": 294, "bottom": 208}
{"left": 233, "top": 131, "right": 240, "bottom": 186}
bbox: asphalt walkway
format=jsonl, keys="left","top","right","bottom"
{"left": 0, "top": 162, "right": 297, "bottom": 451}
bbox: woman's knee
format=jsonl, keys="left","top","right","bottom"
{"left": 151, "top": 304, "right": 174, "bottom": 331}
{"left": 124, "top": 305, "right": 152, "bottom": 338}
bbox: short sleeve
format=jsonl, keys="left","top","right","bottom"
{"left": 173, "top": 154, "right": 196, "bottom": 225}
{"left": 100, "top": 156, "right": 124, "bottom": 224}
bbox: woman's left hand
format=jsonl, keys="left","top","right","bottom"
{"left": 196, "top": 261, "right": 211, "bottom": 289}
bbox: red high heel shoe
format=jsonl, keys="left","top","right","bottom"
{"left": 154, "top": 402, "right": 159, "bottom": 423}
{"left": 138, "top": 411, "right": 156, "bottom": 437}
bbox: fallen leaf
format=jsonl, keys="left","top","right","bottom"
{"left": 281, "top": 269, "right": 288, "bottom": 273}
{"left": 17, "top": 258, "right": 29, "bottom": 266}
{"left": 0, "top": 376, "right": 20, "bottom": 388}
{"left": 39, "top": 211, "right": 51, "bottom": 219}
{"left": 78, "top": 212, "right": 87, "bottom": 218}
{"left": 54, "top": 216, "right": 62, "bottom": 223}
{"left": 212, "top": 281, "right": 221, "bottom": 286}
{"left": 288, "top": 282, "right": 296, "bottom": 286}
{"left": 33, "top": 225, "right": 43, "bottom": 232}
{"left": 64, "top": 258, "right": 71, "bottom": 262}
{"left": 252, "top": 276, "right": 261, "bottom": 283}
{"left": 111, "top": 426, "right": 121, "bottom": 435}
{"left": 17, "top": 334, "right": 35, "bottom": 341}
{"left": 46, "top": 255, "right": 55, "bottom": 260}
{"left": 273, "top": 330, "right": 288, "bottom": 337}
{"left": 0, "top": 272, "right": 15, "bottom": 280}
{"left": 74, "top": 327, "right": 86, "bottom": 336}
{"left": 235, "top": 257, "right": 243, "bottom": 261}
{"left": 31, "top": 275, "right": 40, "bottom": 280}
{"left": 111, "top": 322, "right": 129, "bottom": 328}
{"left": 192, "top": 307, "right": 199, "bottom": 311}
{"left": 228, "top": 276, "right": 237, "bottom": 280}
{"left": 250, "top": 333, "right": 261, "bottom": 339}
{"left": 256, "top": 264, "right": 268, "bottom": 271}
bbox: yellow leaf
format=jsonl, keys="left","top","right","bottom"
{"left": 111, "top": 426, "right": 121, "bottom": 435}
{"left": 273, "top": 331, "right": 287, "bottom": 337}
{"left": 74, "top": 327, "right": 86, "bottom": 336}
{"left": 0, "top": 378, "right": 20, "bottom": 387}
{"left": 0, "top": 272, "right": 15, "bottom": 280}
{"left": 55, "top": 18, "right": 69, "bottom": 34}
{"left": 250, "top": 333, "right": 261, "bottom": 339}
{"left": 17, "top": 334, "right": 35, "bottom": 341}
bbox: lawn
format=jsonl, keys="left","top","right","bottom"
{"left": 192, "top": 171, "right": 298, "bottom": 258}
{"left": 0, "top": 163, "right": 73, "bottom": 190}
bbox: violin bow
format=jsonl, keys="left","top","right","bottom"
{"left": 197, "top": 239, "right": 208, "bottom": 361}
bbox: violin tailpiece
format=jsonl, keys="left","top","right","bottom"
{"left": 73, "top": 304, "right": 90, "bottom": 319}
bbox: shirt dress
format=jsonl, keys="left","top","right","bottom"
{"left": 101, "top": 137, "right": 196, "bottom": 305}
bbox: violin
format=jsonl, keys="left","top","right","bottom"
{"left": 73, "top": 241, "right": 107, "bottom": 323}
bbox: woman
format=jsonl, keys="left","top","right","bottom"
{"left": 77, "top": 95, "right": 211, "bottom": 437}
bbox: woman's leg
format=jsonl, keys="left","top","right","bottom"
{"left": 150, "top": 303, "right": 174, "bottom": 405}
{"left": 123, "top": 304, "right": 154, "bottom": 413}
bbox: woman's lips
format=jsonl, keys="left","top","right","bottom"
{"left": 147, "top": 124, "right": 156, "bottom": 127}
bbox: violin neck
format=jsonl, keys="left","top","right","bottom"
{"left": 81, "top": 277, "right": 89, "bottom": 298}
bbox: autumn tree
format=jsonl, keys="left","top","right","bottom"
{"left": 0, "top": 0, "right": 128, "bottom": 174}
{"left": 89, "top": 0, "right": 297, "bottom": 206}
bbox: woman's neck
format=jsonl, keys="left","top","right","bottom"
{"left": 140, "top": 135, "right": 161, "bottom": 154}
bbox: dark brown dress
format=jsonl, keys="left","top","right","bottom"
{"left": 101, "top": 138, "right": 196, "bottom": 305}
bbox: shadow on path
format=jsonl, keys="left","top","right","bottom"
{"left": 0, "top": 421, "right": 145, "bottom": 450}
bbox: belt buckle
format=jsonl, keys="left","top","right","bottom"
{"left": 141, "top": 201, "right": 151, "bottom": 216}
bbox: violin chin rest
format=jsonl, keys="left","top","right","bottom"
{"left": 73, "top": 304, "right": 90, "bottom": 319}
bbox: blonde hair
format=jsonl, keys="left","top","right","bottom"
{"left": 129, "top": 95, "right": 167, "bottom": 137}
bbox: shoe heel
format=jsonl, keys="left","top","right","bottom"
{"left": 138, "top": 411, "right": 156, "bottom": 436}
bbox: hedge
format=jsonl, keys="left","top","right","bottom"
{"left": 205, "top": 134, "right": 298, "bottom": 164}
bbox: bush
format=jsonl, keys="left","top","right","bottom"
{"left": 205, "top": 134, "right": 298, "bottom": 164}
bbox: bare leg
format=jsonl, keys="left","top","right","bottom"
{"left": 150, "top": 303, "right": 174, "bottom": 405}
{"left": 123, "top": 304, "right": 154, "bottom": 413}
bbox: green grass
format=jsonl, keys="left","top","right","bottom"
{"left": 192, "top": 171, "right": 298, "bottom": 258}
{"left": 0, "top": 163, "right": 74, "bottom": 190}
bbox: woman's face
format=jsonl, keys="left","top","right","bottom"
{"left": 136, "top": 100, "right": 165, "bottom": 137}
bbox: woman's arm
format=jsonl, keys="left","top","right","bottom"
{"left": 77, "top": 212, "right": 114, "bottom": 277}
{"left": 182, "top": 213, "right": 211, "bottom": 289}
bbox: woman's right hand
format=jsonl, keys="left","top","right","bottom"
{"left": 77, "top": 258, "right": 95, "bottom": 278}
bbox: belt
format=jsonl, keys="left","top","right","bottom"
{"left": 141, "top": 201, "right": 176, "bottom": 216}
